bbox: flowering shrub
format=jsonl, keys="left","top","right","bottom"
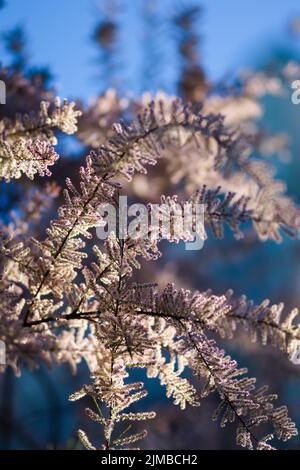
{"left": 1, "top": 4, "right": 300, "bottom": 449}
{"left": 1, "top": 74, "right": 300, "bottom": 449}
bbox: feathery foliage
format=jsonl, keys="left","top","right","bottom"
{"left": 1, "top": 28, "right": 300, "bottom": 450}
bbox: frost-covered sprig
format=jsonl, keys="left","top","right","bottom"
{"left": 0, "top": 97, "right": 81, "bottom": 180}
{"left": 1, "top": 155, "right": 117, "bottom": 332}
{"left": 151, "top": 187, "right": 251, "bottom": 242}
{"left": 1, "top": 97, "right": 81, "bottom": 140}
{"left": 0, "top": 138, "right": 59, "bottom": 180}
{"left": 0, "top": 232, "right": 55, "bottom": 375}
{"left": 69, "top": 356, "right": 155, "bottom": 450}
{"left": 214, "top": 289, "right": 300, "bottom": 359}
{"left": 135, "top": 283, "right": 300, "bottom": 362}
{"left": 90, "top": 99, "right": 239, "bottom": 181}
{"left": 19, "top": 158, "right": 116, "bottom": 326}
{"left": 178, "top": 330, "right": 297, "bottom": 449}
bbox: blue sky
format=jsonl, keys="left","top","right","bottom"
{"left": 1, "top": 0, "right": 300, "bottom": 101}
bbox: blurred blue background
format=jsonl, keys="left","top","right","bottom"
{"left": 1, "top": 0, "right": 300, "bottom": 99}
